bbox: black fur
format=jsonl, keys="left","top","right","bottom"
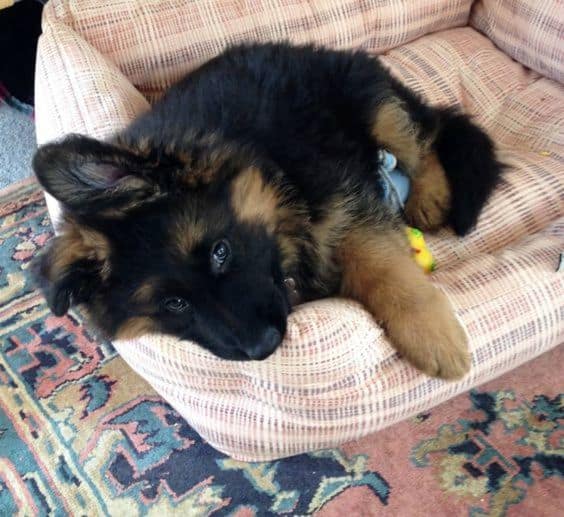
{"left": 435, "top": 109, "right": 504, "bottom": 235}
{"left": 32, "top": 42, "right": 502, "bottom": 363}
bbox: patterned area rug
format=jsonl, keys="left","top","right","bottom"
{"left": 1, "top": 178, "right": 562, "bottom": 516}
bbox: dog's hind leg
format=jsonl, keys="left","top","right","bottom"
{"left": 338, "top": 224, "right": 470, "bottom": 379}
{"left": 370, "top": 81, "right": 503, "bottom": 236}
{"left": 371, "top": 97, "right": 449, "bottom": 231}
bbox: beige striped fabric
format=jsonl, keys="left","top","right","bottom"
{"left": 41, "top": 0, "right": 473, "bottom": 102}
{"left": 35, "top": 0, "right": 564, "bottom": 460}
{"left": 470, "top": 0, "right": 564, "bottom": 85}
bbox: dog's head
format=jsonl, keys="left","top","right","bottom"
{"left": 32, "top": 134, "right": 298, "bottom": 360}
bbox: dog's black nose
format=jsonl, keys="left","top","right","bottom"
{"left": 245, "top": 327, "right": 282, "bottom": 360}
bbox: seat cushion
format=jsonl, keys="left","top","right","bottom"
{"left": 39, "top": 0, "right": 474, "bottom": 102}
{"left": 35, "top": 1, "right": 564, "bottom": 461}
{"left": 470, "top": 0, "right": 564, "bottom": 84}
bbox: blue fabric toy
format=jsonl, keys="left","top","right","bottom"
{"left": 378, "top": 149, "right": 410, "bottom": 213}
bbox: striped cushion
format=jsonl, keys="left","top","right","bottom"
{"left": 41, "top": 0, "right": 473, "bottom": 102}
{"left": 35, "top": 0, "right": 564, "bottom": 460}
{"left": 37, "top": 0, "right": 474, "bottom": 228}
{"left": 470, "top": 0, "right": 564, "bottom": 84}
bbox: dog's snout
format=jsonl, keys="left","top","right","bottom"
{"left": 244, "top": 327, "right": 282, "bottom": 360}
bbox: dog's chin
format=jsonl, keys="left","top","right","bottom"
{"left": 208, "top": 348, "right": 253, "bottom": 361}
{"left": 189, "top": 332, "right": 284, "bottom": 361}
{"left": 198, "top": 342, "right": 281, "bottom": 362}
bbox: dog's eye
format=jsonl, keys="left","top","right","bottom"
{"left": 211, "top": 239, "right": 231, "bottom": 274}
{"left": 163, "top": 296, "right": 191, "bottom": 313}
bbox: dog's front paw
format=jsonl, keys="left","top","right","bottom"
{"left": 387, "top": 289, "right": 470, "bottom": 380}
{"left": 405, "top": 187, "right": 450, "bottom": 231}
{"left": 404, "top": 153, "right": 451, "bottom": 231}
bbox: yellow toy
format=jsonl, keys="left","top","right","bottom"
{"left": 406, "top": 227, "right": 436, "bottom": 273}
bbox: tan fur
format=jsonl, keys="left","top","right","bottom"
{"left": 132, "top": 279, "right": 157, "bottom": 304}
{"left": 275, "top": 207, "right": 312, "bottom": 273}
{"left": 309, "top": 196, "right": 353, "bottom": 276}
{"left": 173, "top": 149, "right": 192, "bottom": 165}
{"left": 373, "top": 101, "right": 450, "bottom": 231}
{"left": 231, "top": 167, "right": 315, "bottom": 273}
{"left": 172, "top": 216, "right": 206, "bottom": 256}
{"left": 118, "top": 133, "right": 235, "bottom": 189}
{"left": 115, "top": 316, "right": 158, "bottom": 340}
{"left": 338, "top": 227, "right": 470, "bottom": 379}
{"left": 276, "top": 234, "right": 301, "bottom": 273}
{"left": 133, "top": 136, "right": 152, "bottom": 156}
{"left": 372, "top": 100, "right": 422, "bottom": 173}
{"left": 405, "top": 152, "right": 452, "bottom": 230}
{"left": 50, "top": 223, "right": 111, "bottom": 280}
{"left": 182, "top": 163, "right": 220, "bottom": 188}
{"left": 231, "top": 167, "right": 281, "bottom": 232}
{"left": 114, "top": 135, "right": 151, "bottom": 157}
{"left": 181, "top": 141, "right": 233, "bottom": 188}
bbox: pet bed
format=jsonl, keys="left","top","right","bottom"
{"left": 35, "top": 0, "right": 563, "bottom": 461}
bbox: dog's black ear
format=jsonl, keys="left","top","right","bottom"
{"left": 31, "top": 227, "right": 109, "bottom": 316}
{"left": 33, "top": 134, "right": 159, "bottom": 213}
{"left": 32, "top": 253, "right": 97, "bottom": 316}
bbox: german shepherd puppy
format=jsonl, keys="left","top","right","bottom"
{"left": 32, "top": 43, "right": 502, "bottom": 379}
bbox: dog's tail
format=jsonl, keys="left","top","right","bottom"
{"left": 434, "top": 108, "right": 505, "bottom": 236}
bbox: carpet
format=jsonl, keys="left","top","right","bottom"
{"left": 1, "top": 178, "right": 562, "bottom": 516}
{"left": 0, "top": 84, "right": 35, "bottom": 189}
